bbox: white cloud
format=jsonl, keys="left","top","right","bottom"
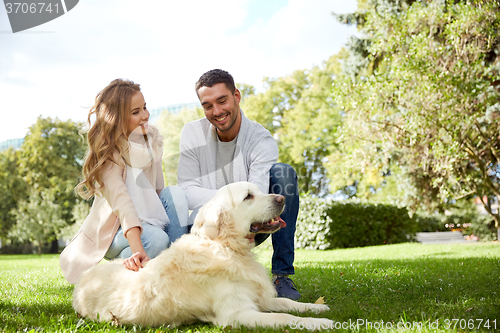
{"left": 0, "top": 0, "right": 358, "bottom": 142}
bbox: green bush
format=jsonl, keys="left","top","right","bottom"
{"left": 413, "top": 214, "right": 447, "bottom": 232}
{"left": 295, "top": 195, "right": 332, "bottom": 250}
{"left": 295, "top": 195, "right": 418, "bottom": 250}
{"left": 468, "top": 215, "right": 497, "bottom": 241}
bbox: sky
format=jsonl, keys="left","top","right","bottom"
{"left": 0, "top": 0, "right": 358, "bottom": 142}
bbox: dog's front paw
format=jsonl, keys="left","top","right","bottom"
{"left": 308, "top": 303, "right": 329, "bottom": 313}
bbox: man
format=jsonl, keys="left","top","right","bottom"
{"left": 177, "top": 69, "right": 300, "bottom": 300}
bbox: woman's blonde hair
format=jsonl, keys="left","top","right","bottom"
{"left": 75, "top": 79, "right": 141, "bottom": 199}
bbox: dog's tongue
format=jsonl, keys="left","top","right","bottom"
{"left": 277, "top": 216, "right": 286, "bottom": 228}
{"left": 250, "top": 217, "right": 287, "bottom": 233}
{"left": 268, "top": 216, "right": 286, "bottom": 228}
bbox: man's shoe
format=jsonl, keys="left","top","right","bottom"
{"left": 274, "top": 275, "right": 301, "bottom": 300}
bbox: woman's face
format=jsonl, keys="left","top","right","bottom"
{"left": 127, "top": 91, "right": 150, "bottom": 138}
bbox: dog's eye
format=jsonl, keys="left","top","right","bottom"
{"left": 244, "top": 193, "right": 254, "bottom": 200}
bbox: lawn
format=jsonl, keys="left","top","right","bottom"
{"left": 0, "top": 242, "right": 499, "bottom": 332}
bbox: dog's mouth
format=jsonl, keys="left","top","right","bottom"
{"left": 249, "top": 216, "right": 286, "bottom": 234}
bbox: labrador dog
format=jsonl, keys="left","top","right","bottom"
{"left": 73, "top": 182, "right": 333, "bottom": 329}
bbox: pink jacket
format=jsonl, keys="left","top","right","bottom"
{"left": 59, "top": 151, "right": 163, "bottom": 284}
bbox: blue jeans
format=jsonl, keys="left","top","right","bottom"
{"left": 159, "top": 185, "right": 190, "bottom": 243}
{"left": 255, "top": 163, "right": 299, "bottom": 276}
{"left": 105, "top": 185, "right": 189, "bottom": 260}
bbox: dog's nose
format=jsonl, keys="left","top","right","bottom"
{"left": 275, "top": 195, "right": 285, "bottom": 203}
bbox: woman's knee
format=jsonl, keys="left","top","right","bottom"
{"left": 159, "top": 186, "right": 173, "bottom": 202}
{"left": 142, "top": 227, "right": 170, "bottom": 258}
{"left": 160, "top": 185, "right": 188, "bottom": 211}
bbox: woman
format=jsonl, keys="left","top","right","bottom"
{"left": 60, "top": 79, "right": 188, "bottom": 284}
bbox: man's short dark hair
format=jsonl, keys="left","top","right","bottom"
{"left": 195, "top": 69, "right": 236, "bottom": 95}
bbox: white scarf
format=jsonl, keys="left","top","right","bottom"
{"left": 119, "top": 126, "right": 169, "bottom": 228}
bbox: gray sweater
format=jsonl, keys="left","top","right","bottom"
{"left": 178, "top": 110, "right": 279, "bottom": 210}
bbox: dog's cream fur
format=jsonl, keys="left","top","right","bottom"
{"left": 73, "top": 182, "right": 333, "bottom": 329}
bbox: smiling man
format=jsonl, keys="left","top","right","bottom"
{"left": 177, "top": 69, "right": 301, "bottom": 300}
{"left": 197, "top": 80, "right": 241, "bottom": 142}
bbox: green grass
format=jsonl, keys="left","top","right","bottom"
{"left": 1, "top": 242, "right": 499, "bottom": 332}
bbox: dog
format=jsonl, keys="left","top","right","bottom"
{"left": 73, "top": 182, "right": 333, "bottom": 329}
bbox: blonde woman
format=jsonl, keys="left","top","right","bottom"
{"left": 60, "top": 79, "right": 188, "bottom": 284}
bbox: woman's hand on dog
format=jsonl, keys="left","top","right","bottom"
{"left": 123, "top": 227, "right": 150, "bottom": 271}
{"left": 123, "top": 251, "right": 150, "bottom": 271}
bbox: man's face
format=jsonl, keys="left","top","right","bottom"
{"left": 197, "top": 83, "right": 241, "bottom": 142}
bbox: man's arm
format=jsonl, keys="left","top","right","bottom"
{"left": 246, "top": 135, "right": 279, "bottom": 194}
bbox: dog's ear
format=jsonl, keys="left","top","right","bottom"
{"left": 192, "top": 201, "right": 229, "bottom": 240}
{"left": 192, "top": 185, "right": 239, "bottom": 240}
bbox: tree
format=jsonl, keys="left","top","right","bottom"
{"left": 156, "top": 107, "right": 204, "bottom": 186}
{"left": 59, "top": 199, "right": 91, "bottom": 243}
{"left": 18, "top": 117, "right": 86, "bottom": 223}
{"left": 8, "top": 188, "right": 67, "bottom": 254}
{"left": 241, "top": 54, "right": 345, "bottom": 196}
{"left": 333, "top": 0, "right": 500, "bottom": 234}
{"left": 327, "top": 0, "right": 426, "bottom": 202}
{"left": 11, "top": 117, "right": 87, "bottom": 252}
{"left": 238, "top": 83, "right": 256, "bottom": 100}
{"left": 241, "top": 71, "right": 308, "bottom": 136}
{"left": 0, "top": 148, "right": 28, "bottom": 239}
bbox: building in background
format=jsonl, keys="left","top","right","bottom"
{"left": 149, "top": 102, "right": 199, "bottom": 121}
{"left": 0, "top": 138, "right": 24, "bottom": 151}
